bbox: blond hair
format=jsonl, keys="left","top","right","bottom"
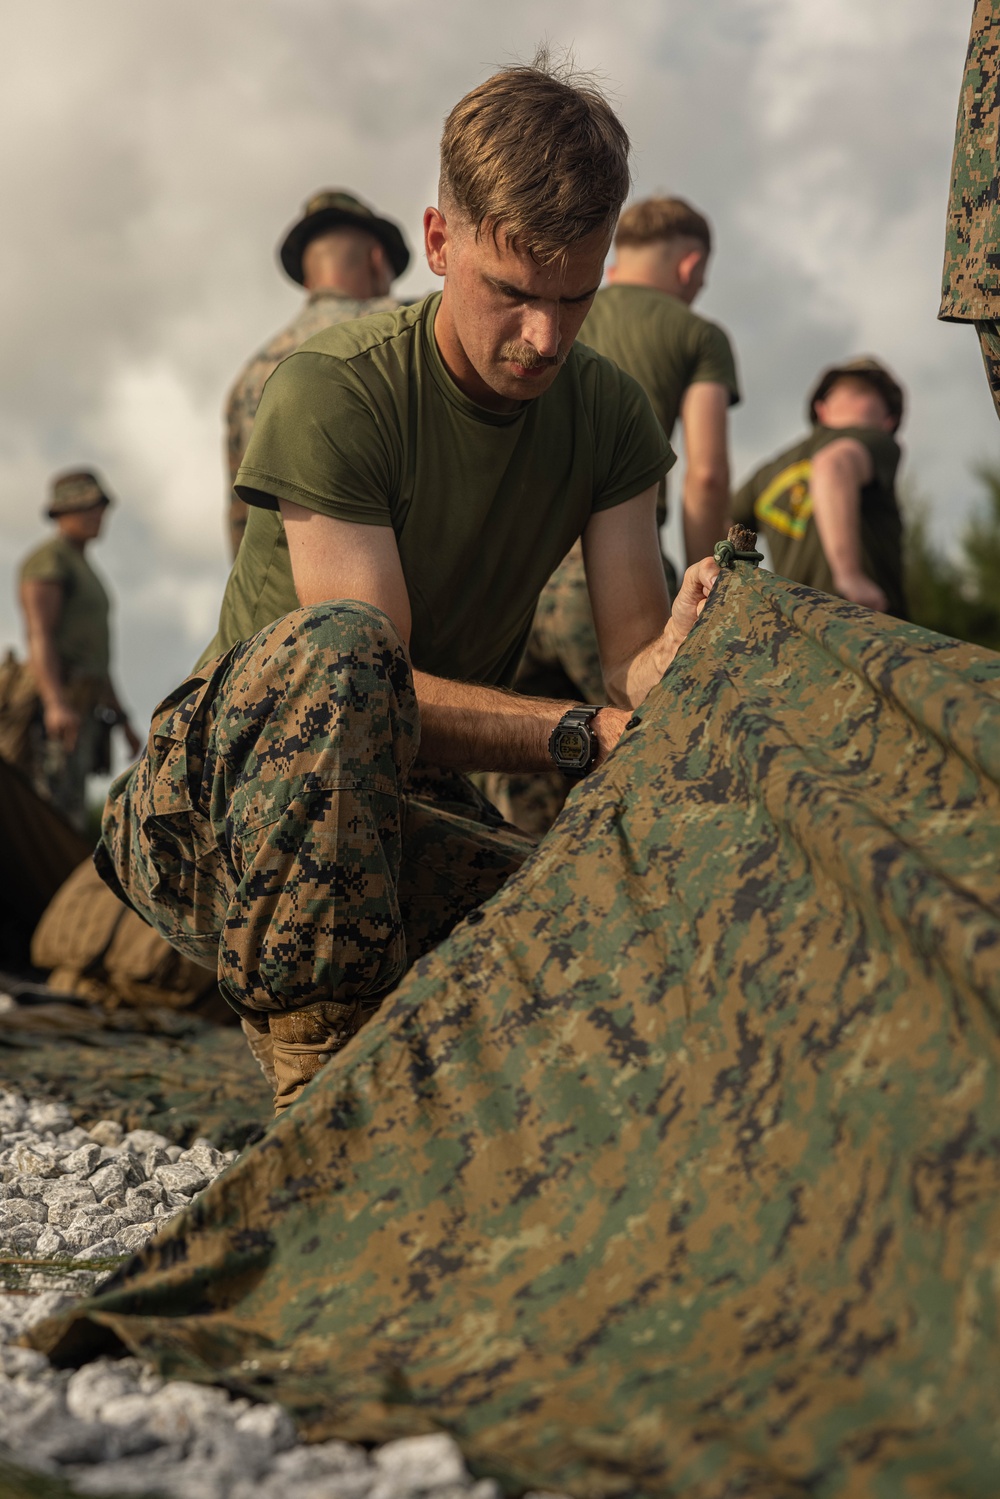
{"left": 615, "top": 196, "right": 712, "bottom": 254}
{"left": 440, "top": 51, "right": 630, "bottom": 264}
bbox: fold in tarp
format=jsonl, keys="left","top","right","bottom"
{"left": 33, "top": 564, "right": 1000, "bottom": 1499}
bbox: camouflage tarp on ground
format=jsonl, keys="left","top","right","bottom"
{"left": 34, "top": 563, "right": 1000, "bottom": 1498}
{"left": 0, "top": 1004, "right": 269, "bottom": 1152}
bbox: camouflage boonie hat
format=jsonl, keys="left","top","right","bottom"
{"left": 279, "top": 189, "right": 410, "bottom": 286}
{"left": 46, "top": 469, "right": 112, "bottom": 519}
{"left": 808, "top": 355, "right": 905, "bottom": 432}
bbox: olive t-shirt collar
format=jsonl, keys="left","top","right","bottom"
{"left": 422, "top": 291, "right": 529, "bottom": 428}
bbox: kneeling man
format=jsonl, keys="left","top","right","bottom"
{"left": 98, "top": 56, "right": 718, "bottom": 1111}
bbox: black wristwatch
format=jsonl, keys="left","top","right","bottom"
{"left": 548, "top": 706, "right": 602, "bottom": 777}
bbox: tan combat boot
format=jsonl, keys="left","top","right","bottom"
{"left": 268, "top": 997, "right": 385, "bottom": 1113}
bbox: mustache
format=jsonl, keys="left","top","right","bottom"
{"left": 498, "top": 340, "right": 566, "bottom": 370}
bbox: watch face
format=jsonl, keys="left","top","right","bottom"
{"left": 553, "top": 727, "right": 590, "bottom": 770}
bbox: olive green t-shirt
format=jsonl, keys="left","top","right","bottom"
{"left": 212, "top": 292, "right": 673, "bottom": 686}
{"left": 579, "top": 284, "right": 740, "bottom": 523}
{"left": 18, "top": 535, "right": 111, "bottom": 677}
{"left": 732, "top": 425, "right": 906, "bottom": 617}
{"left": 580, "top": 284, "right": 740, "bottom": 436}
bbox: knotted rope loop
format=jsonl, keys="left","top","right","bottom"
{"left": 714, "top": 524, "right": 764, "bottom": 570}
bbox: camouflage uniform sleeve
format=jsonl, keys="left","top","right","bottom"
{"left": 940, "top": 0, "right": 1000, "bottom": 322}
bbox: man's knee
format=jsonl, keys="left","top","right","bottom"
{"left": 222, "top": 600, "right": 419, "bottom": 790}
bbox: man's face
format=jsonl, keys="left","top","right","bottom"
{"left": 425, "top": 205, "right": 610, "bottom": 411}
{"left": 57, "top": 504, "right": 107, "bottom": 542}
{"left": 814, "top": 378, "right": 896, "bottom": 433}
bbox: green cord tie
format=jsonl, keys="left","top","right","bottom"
{"left": 714, "top": 525, "right": 764, "bottom": 570}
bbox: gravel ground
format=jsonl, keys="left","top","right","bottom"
{"left": 0, "top": 1087, "right": 561, "bottom": 1499}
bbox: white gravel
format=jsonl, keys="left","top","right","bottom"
{"left": 0, "top": 1086, "right": 559, "bottom": 1499}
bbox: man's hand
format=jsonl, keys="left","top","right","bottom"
{"left": 831, "top": 570, "right": 888, "bottom": 612}
{"left": 43, "top": 699, "right": 80, "bottom": 751}
{"left": 666, "top": 555, "right": 721, "bottom": 642}
{"left": 601, "top": 554, "right": 720, "bottom": 708}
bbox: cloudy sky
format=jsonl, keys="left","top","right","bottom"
{"left": 0, "top": 0, "right": 994, "bottom": 744}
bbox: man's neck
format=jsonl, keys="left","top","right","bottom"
{"left": 432, "top": 296, "right": 521, "bottom": 414}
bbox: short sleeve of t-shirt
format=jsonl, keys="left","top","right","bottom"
{"left": 690, "top": 320, "right": 741, "bottom": 405}
{"left": 235, "top": 351, "right": 398, "bottom": 526}
{"left": 19, "top": 538, "right": 70, "bottom": 586}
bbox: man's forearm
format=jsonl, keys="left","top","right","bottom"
{"left": 413, "top": 670, "right": 576, "bottom": 772}
{"left": 26, "top": 630, "right": 67, "bottom": 710}
{"left": 603, "top": 617, "right": 686, "bottom": 709}
{"left": 682, "top": 470, "right": 730, "bottom": 565}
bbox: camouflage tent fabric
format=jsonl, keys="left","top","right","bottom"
{"left": 35, "top": 563, "right": 1000, "bottom": 1498}
{"left": 0, "top": 1003, "right": 269, "bottom": 1151}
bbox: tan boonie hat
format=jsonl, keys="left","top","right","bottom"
{"left": 47, "top": 469, "right": 112, "bottom": 519}
{"left": 278, "top": 189, "right": 410, "bottom": 286}
{"left": 809, "top": 355, "right": 905, "bottom": 432}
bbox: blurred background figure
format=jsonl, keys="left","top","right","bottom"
{"left": 224, "top": 189, "right": 410, "bottom": 558}
{"left": 484, "top": 195, "right": 740, "bottom": 837}
{"left": 587, "top": 196, "right": 740, "bottom": 575}
{"left": 940, "top": 0, "right": 1000, "bottom": 419}
{"left": 0, "top": 469, "right": 140, "bottom": 831}
{"left": 733, "top": 356, "right": 907, "bottom": 616}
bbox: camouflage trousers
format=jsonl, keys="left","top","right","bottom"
{"left": 976, "top": 319, "right": 1000, "bottom": 419}
{"left": 97, "top": 602, "right": 531, "bottom": 1109}
{"left": 11, "top": 673, "right": 110, "bottom": 833}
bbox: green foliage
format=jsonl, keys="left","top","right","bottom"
{"left": 905, "top": 464, "right": 1000, "bottom": 652}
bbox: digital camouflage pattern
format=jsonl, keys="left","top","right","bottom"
{"left": 940, "top": 0, "right": 1000, "bottom": 414}
{"left": 97, "top": 601, "right": 529, "bottom": 1107}
{"left": 224, "top": 290, "right": 398, "bottom": 556}
{"left": 36, "top": 562, "right": 1000, "bottom": 1497}
{"left": 0, "top": 1001, "right": 268, "bottom": 1151}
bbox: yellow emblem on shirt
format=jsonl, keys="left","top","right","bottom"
{"left": 754, "top": 460, "right": 813, "bottom": 539}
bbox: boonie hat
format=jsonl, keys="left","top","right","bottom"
{"left": 278, "top": 189, "right": 410, "bottom": 286}
{"left": 47, "top": 469, "right": 112, "bottom": 519}
{"left": 809, "top": 356, "right": 905, "bottom": 432}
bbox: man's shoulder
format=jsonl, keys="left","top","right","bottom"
{"left": 743, "top": 432, "right": 814, "bottom": 486}
{"left": 292, "top": 296, "right": 430, "bottom": 366}
{"left": 586, "top": 284, "right": 735, "bottom": 365}
{"left": 746, "top": 425, "right": 899, "bottom": 488}
{"left": 19, "top": 535, "right": 69, "bottom": 580}
{"left": 228, "top": 295, "right": 406, "bottom": 401}
{"left": 812, "top": 424, "right": 900, "bottom": 464}
{"left": 592, "top": 283, "right": 714, "bottom": 331}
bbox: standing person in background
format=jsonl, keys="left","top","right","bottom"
{"left": 732, "top": 357, "right": 907, "bottom": 617}
{"left": 485, "top": 196, "right": 739, "bottom": 836}
{"left": 224, "top": 190, "right": 409, "bottom": 557}
{"left": 583, "top": 197, "right": 740, "bottom": 573}
{"left": 4, "top": 471, "right": 140, "bottom": 831}
{"left": 940, "top": 0, "right": 1000, "bottom": 418}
